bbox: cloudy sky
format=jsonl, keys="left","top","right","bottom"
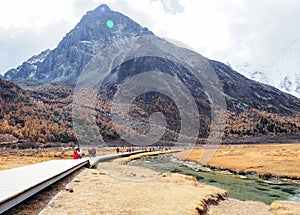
{"left": 1, "top": 0, "right": 300, "bottom": 75}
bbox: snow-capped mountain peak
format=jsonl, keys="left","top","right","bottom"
{"left": 235, "top": 63, "right": 274, "bottom": 86}
{"left": 3, "top": 4, "right": 153, "bottom": 83}
{"left": 235, "top": 38, "right": 300, "bottom": 98}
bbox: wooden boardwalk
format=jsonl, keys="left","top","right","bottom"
{"left": 0, "top": 150, "right": 144, "bottom": 213}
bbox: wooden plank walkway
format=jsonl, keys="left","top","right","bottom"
{"left": 0, "top": 150, "right": 145, "bottom": 213}
{"left": 0, "top": 159, "right": 89, "bottom": 213}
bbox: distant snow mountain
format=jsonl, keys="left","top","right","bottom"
{"left": 235, "top": 63, "right": 274, "bottom": 86}
{"left": 236, "top": 39, "right": 300, "bottom": 98}
{"left": 277, "top": 39, "right": 300, "bottom": 97}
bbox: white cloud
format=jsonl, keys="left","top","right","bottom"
{"left": 0, "top": 0, "right": 75, "bottom": 28}
{"left": 0, "top": 20, "right": 73, "bottom": 72}
{"left": 151, "top": 0, "right": 184, "bottom": 14}
{"left": 0, "top": 0, "right": 300, "bottom": 75}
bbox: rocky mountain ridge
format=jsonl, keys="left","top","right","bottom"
{"left": 4, "top": 4, "right": 152, "bottom": 83}
{"left": 4, "top": 49, "right": 51, "bottom": 82}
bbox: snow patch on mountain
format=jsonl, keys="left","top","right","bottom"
{"left": 27, "top": 50, "right": 51, "bottom": 64}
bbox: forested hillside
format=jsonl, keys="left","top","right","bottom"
{"left": 0, "top": 79, "right": 76, "bottom": 143}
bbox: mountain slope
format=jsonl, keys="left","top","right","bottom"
{"left": 81, "top": 37, "right": 300, "bottom": 141}
{"left": 0, "top": 79, "right": 76, "bottom": 143}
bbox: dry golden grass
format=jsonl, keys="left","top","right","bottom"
{"left": 208, "top": 199, "right": 300, "bottom": 215}
{"left": 0, "top": 149, "right": 73, "bottom": 171}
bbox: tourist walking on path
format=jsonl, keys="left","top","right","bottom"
{"left": 73, "top": 146, "right": 79, "bottom": 159}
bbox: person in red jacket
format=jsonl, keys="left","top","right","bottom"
{"left": 73, "top": 146, "right": 79, "bottom": 159}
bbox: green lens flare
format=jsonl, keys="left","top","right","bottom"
{"left": 106, "top": 20, "right": 114, "bottom": 28}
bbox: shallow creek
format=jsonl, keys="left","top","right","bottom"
{"left": 127, "top": 154, "right": 300, "bottom": 205}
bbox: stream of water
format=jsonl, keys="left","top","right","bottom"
{"left": 128, "top": 154, "right": 300, "bottom": 205}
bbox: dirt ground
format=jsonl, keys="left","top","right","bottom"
{"left": 174, "top": 143, "right": 300, "bottom": 179}
{"left": 208, "top": 199, "right": 300, "bottom": 215}
{"left": 40, "top": 153, "right": 227, "bottom": 215}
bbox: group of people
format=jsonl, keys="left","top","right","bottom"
{"left": 115, "top": 146, "right": 171, "bottom": 154}
{"left": 74, "top": 145, "right": 171, "bottom": 159}
{"left": 88, "top": 148, "right": 97, "bottom": 157}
